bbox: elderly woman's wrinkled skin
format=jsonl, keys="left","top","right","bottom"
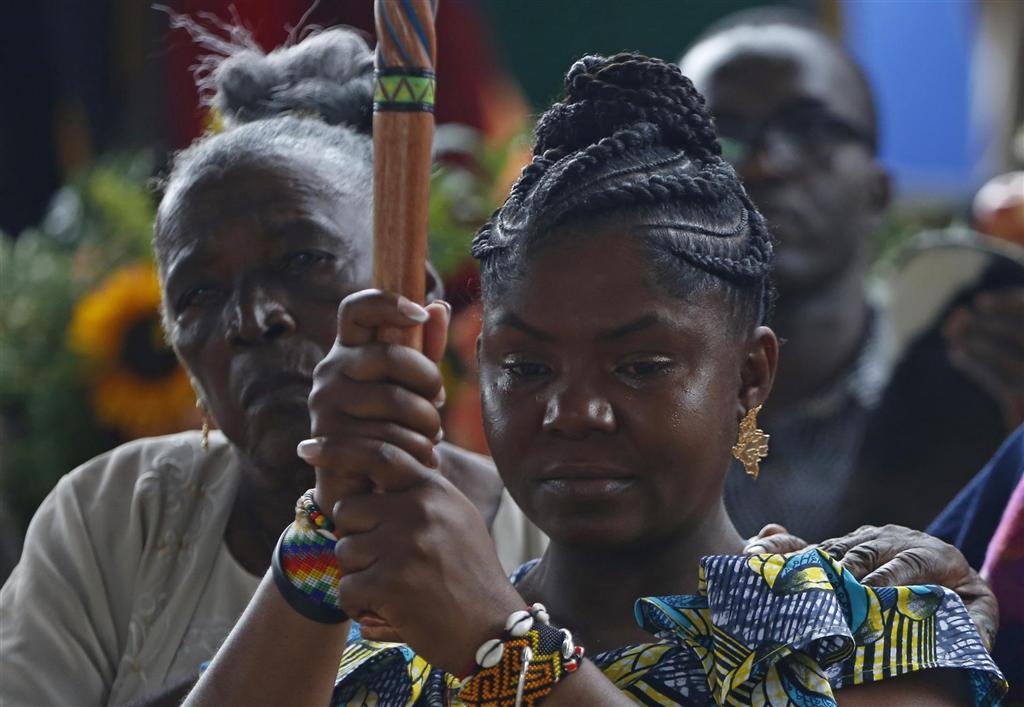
{"left": 746, "top": 523, "right": 998, "bottom": 650}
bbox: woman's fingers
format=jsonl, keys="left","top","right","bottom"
{"left": 858, "top": 549, "right": 932, "bottom": 586}
{"left": 861, "top": 557, "right": 1000, "bottom": 652}
{"left": 422, "top": 301, "right": 451, "bottom": 365}
{"left": 754, "top": 523, "right": 789, "bottom": 538}
{"left": 315, "top": 341, "right": 443, "bottom": 402}
{"left": 336, "top": 563, "right": 385, "bottom": 621}
{"left": 817, "top": 524, "right": 884, "bottom": 560}
{"left": 305, "top": 436, "right": 435, "bottom": 499}
{"left": 744, "top": 524, "right": 811, "bottom": 555}
{"left": 820, "top": 524, "right": 960, "bottom": 584}
{"left": 332, "top": 491, "right": 405, "bottom": 536}
{"left": 955, "top": 572, "right": 1000, "bottom": 652}
{"left": 334, "top": 528, "right": 381, "bottom": 574}
{"left": 336, "top": 290, "right": 430, "bottom": 346}
{"left": 306, "top": 419, "right": 438, "bottom": 467}
{"left": 310, "top": 380, "right": 441, "bottom": 441}
{"left": 358, "top": 623, "right": 406, "bottom": 643}
{"left": 422, "top": 301, "right": 450, "bottom": 407}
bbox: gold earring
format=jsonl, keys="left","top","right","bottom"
{"left": 732, "top": 404, "right": 769, "bottom": 480}
{"left": 196, "top": 399, "right": 211, "bottom": 452}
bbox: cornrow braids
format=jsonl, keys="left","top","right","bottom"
{"left": 473, "top": 52, "right": 775, "bottom": 328}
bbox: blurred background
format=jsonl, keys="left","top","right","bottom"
{"left": 1, "top": 0, "right": 1022, "bottom": 572}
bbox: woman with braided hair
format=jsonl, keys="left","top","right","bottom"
{"left": 186, "top": 53, "right": 1005, "bottom": 706}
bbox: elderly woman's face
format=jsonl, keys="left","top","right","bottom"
{"left": 159, "top": 158, "right": 372, "bottom": 488}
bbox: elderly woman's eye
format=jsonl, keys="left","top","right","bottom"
{"left": 177, "top": 286, "right": 223, "bottom": 312}
{"left": 281, "top": 250, "right": 330, "bottom": 272}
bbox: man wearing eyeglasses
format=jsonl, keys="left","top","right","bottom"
{"left": 681, "top": 9, "right": 1024, "bottom": 539}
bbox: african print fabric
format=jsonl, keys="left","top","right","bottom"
{"left": 330, "top": 549, "right": 1006, "bottom": 706}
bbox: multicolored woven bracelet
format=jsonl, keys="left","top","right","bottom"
{"left": 459, "top": 604, "right": 584, "bottom": 707}
{"left": 270, "top": 489, "right": 347, "bottom": 624}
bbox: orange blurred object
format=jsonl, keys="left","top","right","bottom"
{"left": 973, "top": 171, "right": 1024, "bottom": 247}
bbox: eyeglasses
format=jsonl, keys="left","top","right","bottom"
{"left": 715, "top": 102, "right": 874, "bottom": 173}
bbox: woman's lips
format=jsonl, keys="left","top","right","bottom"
{"left": 241, "top": 372, "right": 312, "bottom": 409}
{"left": 539, "top": 477, "right": 637, "bottom": 498}
{"left": 537, "top": 463, "right": 638, "bottom": 498}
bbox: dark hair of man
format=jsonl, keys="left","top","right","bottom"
{"left": 472, "top": 53, "right": 775, "bottom": 329}
{"left": 690, "top": 6, "right": 878, "bottom": 152}
{"left": 154, "top": 26, "right": 375, "bottom": 277}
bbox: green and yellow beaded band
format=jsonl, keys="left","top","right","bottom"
{"left": 373, "top": 68, "right": 436, "bottom": 113}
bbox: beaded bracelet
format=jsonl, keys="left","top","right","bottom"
{"left": 270, "top": 489, "right": 348, "bottom": 624}
{"left": 458, "top": 603, "right": 584, "bottom": 707}
{"left": 296, "top": 488, "right": 337, "bottom": 539}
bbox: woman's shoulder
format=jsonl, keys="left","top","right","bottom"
{"left": 636, "top": 548, "right": 1007, "bottom": 705}
{"left": 1, "top": 432, "right": 244, "bottom": 705}
{"left": 61, "top": 430, "right": 239, "bottom": 512}
{"left": 33, "top": 430, "right": 243, "bottom": 569}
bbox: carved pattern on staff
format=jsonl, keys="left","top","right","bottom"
{"left": 374, "top": 0, "right": 437, "bottom": 72}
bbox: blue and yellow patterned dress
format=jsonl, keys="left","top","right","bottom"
{"left": 331, "top": 549, "right": 1007, "bottom": 706}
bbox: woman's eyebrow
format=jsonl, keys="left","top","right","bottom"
{"left": 492, "top": 312, "right": 668, "bottom": 343}
{"left": 493, "top": 312, "right": 554, "bottom": 342}
{"left": 266, "top": 214, "right": 353, "bottom": 252}
{"left": 162, "top": 241, "right": 202, "bottom": 290}
{"left": 598, "top": 314, "right": 662, "bottom": 341}
{"left": 266, "top": 212, "right": 332, "bottom": 236}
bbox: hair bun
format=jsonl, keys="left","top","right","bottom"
{"left": 534, "top": 53, "right": 721, "bottom": 161}
{"left": 212, "top": 28, "right": 373, "bottom": 134}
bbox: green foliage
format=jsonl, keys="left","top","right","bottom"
{"left": 869, "top": 202, "right": 962, "bottom": 272}
{"left": 427, "top": 131, "right": 530, "bottom": 280}
{"left": 0, "top": 154, "right": 157, "bottom": 529}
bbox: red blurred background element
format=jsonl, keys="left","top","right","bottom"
{"left": 166, "top": 0, "right": 526, "bottom": 148}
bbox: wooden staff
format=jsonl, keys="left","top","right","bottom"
{"left": 373, "top": 0, "right": 438, "bottom": 349}
{"left": 358, "top": 0, "right": 437, "bottom": 636}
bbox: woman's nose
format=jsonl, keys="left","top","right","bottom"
{"left": 737, "top": 132, "right": 799, "bottom": 183}
{"left": 227, "top": 285, "right": 297, "bottom": 345}
{"left": 541, "top": 382, "right": 616, "bottom": 439}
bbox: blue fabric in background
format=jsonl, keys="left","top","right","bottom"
{"left": 927, "top": 425, "right": 1024, "bottom": 569}
{"left": 842, "top": 1, "right": 981, "bottom": 199}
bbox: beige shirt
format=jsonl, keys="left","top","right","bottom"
{"left": 0, "top": 431, "right": 545, "bottom": 706}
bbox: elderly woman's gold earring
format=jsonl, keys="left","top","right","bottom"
{"left": 196, "top": 400, "right": 211, "bottom": 452}
{"left": 732, "top": 404, "right": 769, "bottom": 480}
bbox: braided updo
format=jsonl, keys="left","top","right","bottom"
{"left": 473, "top": 53, "right": 775, "bottom": 327}
{"left": 155, "top": 26, "right": 374, "bottom": 275}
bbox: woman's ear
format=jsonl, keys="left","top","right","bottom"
{"left": 425, "top": 261, "right": 444, "bottom": 303}
{"left": 738, "top": 326, "right": 778, "bottom": 415}
{"left": 862, "top": 163, "right": 892, "bottom": 236}
{"left": 870, "top": 164, "right": 892, "bottom": 214}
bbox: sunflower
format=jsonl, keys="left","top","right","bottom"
{"left": 68, "top": 262, "right": 196, "bottom": 439}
